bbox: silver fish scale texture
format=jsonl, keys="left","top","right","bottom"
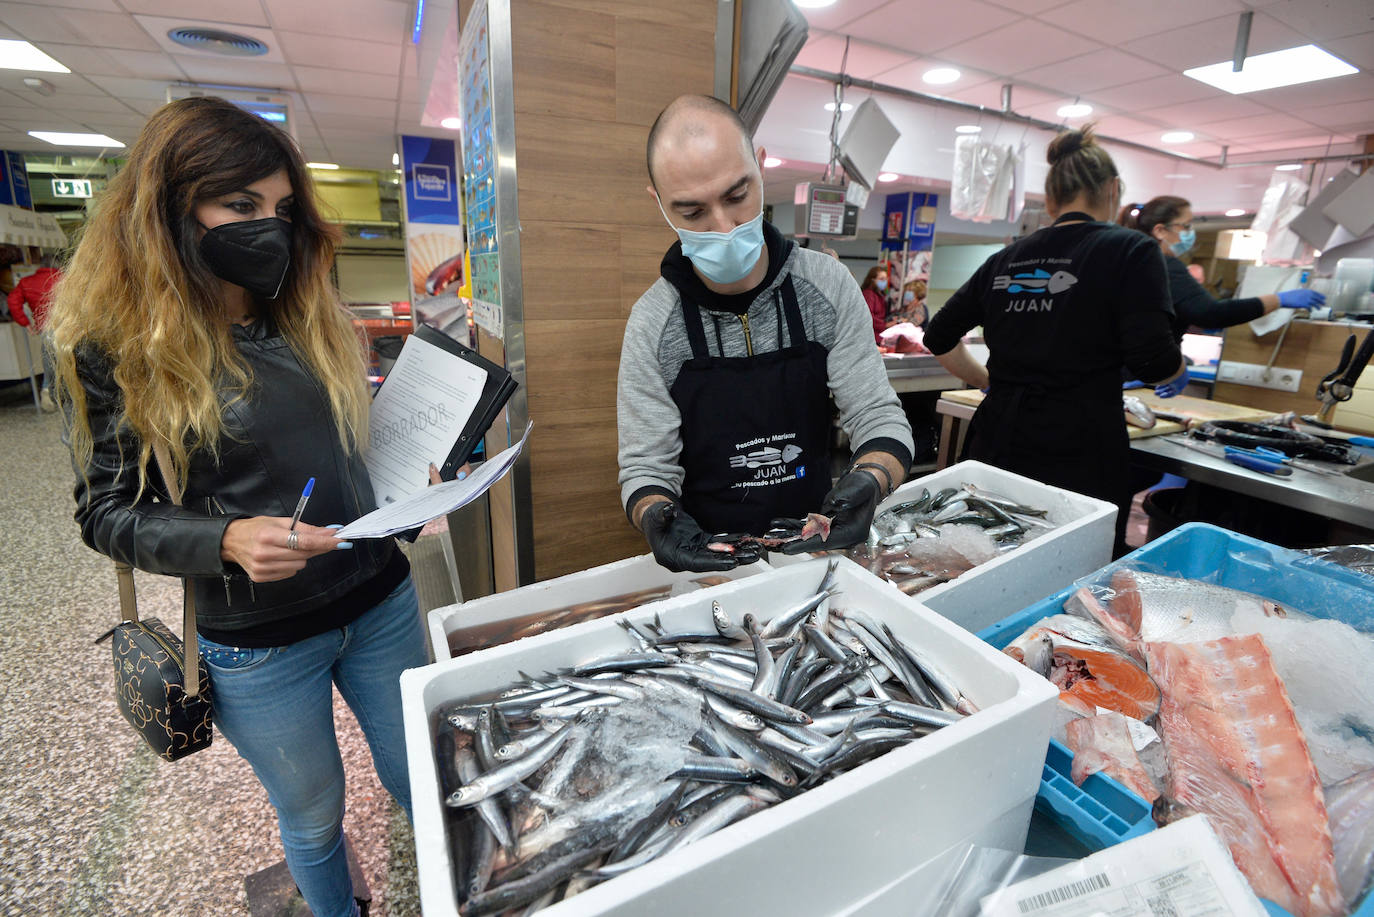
{"left": 0, "top": 385, "right": 419, "bottom": 917}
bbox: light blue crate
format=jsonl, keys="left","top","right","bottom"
{"left": 977, "top": 523, "right": 1374, "bottom": 916}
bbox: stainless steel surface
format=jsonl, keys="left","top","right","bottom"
{"left": 487, "top": 0, "right": 536, "bottom": 585}
{"left": 883, "top": 354, "right": 964, "bottom": 393}
{"left": 1132, "top": 435, "right": 1374, "bottom": 529}
{"left": 789, "top": 66, "right": 1223, "bottom": 170}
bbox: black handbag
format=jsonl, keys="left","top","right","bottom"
{"left": 109, "top": 442, "right": 213, "bottom": 761}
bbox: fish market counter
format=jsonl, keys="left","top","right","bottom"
{"left": 882, "top": 353, "right": 962, "bottom": 394}
{"left": 1130, "top": 435, "right": 1374, "bottom": 533}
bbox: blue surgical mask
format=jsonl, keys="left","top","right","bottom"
{"left": 903, "top": 290, "right": 915, "bottom": 305}
{"left": 1171, "top": 228, "right": 1196, "bottom": 257}
{"left": 875, "top": 278, "right": 888, "bottom": 292}
{"left": 657, "top": 197, "right": 766, "bottom": 285}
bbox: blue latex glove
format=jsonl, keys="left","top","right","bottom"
{"left": 1122, "top": 380, "right": 1147, "bottom": 390}
{"left": 1154, "top": 367, "right": 1189, "bottom": 399}
{"left": 1277, "top": 289, "right": 1326, "bottom": 309}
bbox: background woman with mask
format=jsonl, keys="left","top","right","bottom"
{"left": 1123, "top": 195, "right": 1326, "bottom": 344}
{"left": 50, "top": 97, "right": 425, "bottom": 917}
{"left": 924, "top": 126, "right": 1186, "bottom": 558}
{"left": 860, "top": 265, "right": 890, "bottom": 344}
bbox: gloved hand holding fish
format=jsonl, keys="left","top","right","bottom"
{"left": 844, "top": 484, "right": 1056, "bottom": 595}
{"left": 1001, "top": 566, "right": 1374, "bottom": 917}
{"left": 433, "top": 561, "right": 978, "bottom": 914}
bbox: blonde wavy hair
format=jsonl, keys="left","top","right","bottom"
{"left": 50, "top": 97, "right": 369, "bottom": 495}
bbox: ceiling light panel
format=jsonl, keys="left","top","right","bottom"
{"left": 1184, "top": 44, "right": 1358, "bottom": 95}
{"left": 29, "top": 130, "right": 124, "bottom": 148}
{"left": 0, "top": 40, "right": 70, "bottom": 73}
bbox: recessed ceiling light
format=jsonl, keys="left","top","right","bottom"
{"left": 1057, "top": 103, "right": 1092, "bottom": 118}
{"left": 0, "top": 40, "right": 70, "bottom": 73}
{"left": 1161, "top": 131, "right": 1195, "bottom": 144}
{"left": 440, "top": 117, "right": 462, "bottom": 129}
{"left": 923, "top": 67, "right": 960, "bottom": 85}
{"left": 1184, "top": 44, "right": 1358, "bottom": 95}
{"left": 823, "top": 102, "right": 854, "bottom": 112}
{"left": 762, "top": 156, "right": 783, "bottom": 168}
{"left": 954, "top": 124, "right": 982, "bottom": 134}
{"left": 306, "top": 162, "right": 339, "bottom": 170}
{"left": 391, "top": 152, "right": 399, "bottom": 166}
{"left": 1164, "top": 173, "right": 1193, "bottom": 179}
{"left": 1275, "top": 163, "right": 1303, "bottom": 171}
{"left": 1225, "top": 208, "right": 1247, "bottom": 217}
{"left": 877, "top": 172, "right": 899, "bottom": 183}
{"left": 28, "top": 130, "right": 123, "bottom": 148}
{"left": 793, "top": 0, "right": 839, "bottom": 7}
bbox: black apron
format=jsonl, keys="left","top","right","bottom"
{"left": 669, "top": 276, "right": 833, "bottom": 534}
{"left": 963, "top": 212, "right": 1132, "bottom": 542}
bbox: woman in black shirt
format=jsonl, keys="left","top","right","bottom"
{"left": 1123, "top": 195, "right": 1325, "bottom": 345}
{"left": 925, "top": 127, "right": 1186, "bottom": 557}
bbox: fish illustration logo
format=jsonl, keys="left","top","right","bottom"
{"left": 992, "top": 268, "right": 1078, "bottom": 295}
{"left": 729, "top": 443, "right": 804, "bottom": 469}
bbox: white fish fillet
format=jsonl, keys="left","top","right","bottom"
{"left": 1065, "top": 712, "right": 1160, "bottom": 803}
{"left": 1148, "top": 635, "right": 1344, "bottom": 917}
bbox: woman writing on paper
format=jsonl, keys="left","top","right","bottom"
{"left": 50, "top": 97, "right": 424, "bottom": 917}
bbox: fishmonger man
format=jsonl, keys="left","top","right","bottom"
{"left": 617, "top": 95, "right": 913, "bottom": 572}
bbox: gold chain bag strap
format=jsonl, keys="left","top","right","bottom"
{"left": 110, "top": 442, "right": 213, "bottom": 761}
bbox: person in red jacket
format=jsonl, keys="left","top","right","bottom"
{"left": 859, "top": 265, "right": 889, "bottom": 344}
{"left": 8, "top": 257, "right": 61, "bottom": 411}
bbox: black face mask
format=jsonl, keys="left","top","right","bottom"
{"left": 198, "top": 217, "right": 293, "bottom": 300}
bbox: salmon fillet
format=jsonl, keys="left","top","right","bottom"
{"left": 1049, "top": 637, "right": 1161, "bottom": 722}
{"left": 1065, "top": 712, "right": 1160, "bottom": 803}
{"left": 1148, "top": 635, "right": 1345, "bottom": 917}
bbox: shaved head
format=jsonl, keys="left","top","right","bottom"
{"left": 646, "top": 94, "right": 753, "bottom": 188}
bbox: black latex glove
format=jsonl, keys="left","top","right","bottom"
{"left": 780, "top": 469, "right": 883, "bottom": 554}
{"left": 641, "top": 500, "right": 758, "bottom": 573}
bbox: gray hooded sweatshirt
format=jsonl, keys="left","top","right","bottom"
{"left": 617, "top": 221, "right": 913, "bottom": 517}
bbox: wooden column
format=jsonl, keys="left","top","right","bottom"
{"left": 509, "top": 0, "right": 717, "bottom": 579}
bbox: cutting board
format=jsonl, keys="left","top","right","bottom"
{"left": 939, "top": 389, "right": 1281, "bottom": 439}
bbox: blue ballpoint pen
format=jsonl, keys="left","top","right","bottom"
{"left": 288, "top": 477, "right": 315, "bottom": 533}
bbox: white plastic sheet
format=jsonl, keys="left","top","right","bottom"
{"left": 951, "top": 135, "right": 1017, "bottom": 223}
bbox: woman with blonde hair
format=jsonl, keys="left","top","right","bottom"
{"left": 50, "top": 96, "right": 424, "bottom": 917}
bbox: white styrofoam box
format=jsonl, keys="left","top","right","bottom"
{"left": 772, "top": 459, "right": 1116, "bottom": 634}
{"left": 427, "top": 552, "right": 772, "bottom": 662}
{"left": 402, "top": 557, "right": 1059, "bottom": 917}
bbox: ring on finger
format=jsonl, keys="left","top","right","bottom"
{"left": 286, "top": 530, "right": 300, "bottom": 551}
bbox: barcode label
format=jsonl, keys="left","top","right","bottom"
{"left": 1016, "top": 873, "right": 1111, "bottom": 912}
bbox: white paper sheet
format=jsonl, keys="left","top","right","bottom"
{"left": 338, "top": 422, "right": 531, "bottom": 538}
{"left": 979, "top": 816, "right": 1267, "bottom": 917}
{"left": 365, "top": 335, "right": 488, "bottom": 505}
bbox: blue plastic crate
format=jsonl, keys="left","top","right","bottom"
{"left": 978, "top": 523, "right": 1374, "bottom": 915}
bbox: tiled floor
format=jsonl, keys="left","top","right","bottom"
{"left": 0, "top": 382, "right": 420, "bottom": 917}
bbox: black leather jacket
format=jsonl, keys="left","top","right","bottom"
{"left": 71, "top": 319, "right": 397, "bottom": 632}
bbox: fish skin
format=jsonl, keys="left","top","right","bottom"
{"left": 1115, "top": 569, "right": 1292, "bottom": 645}
{"left": 1148, "top": 635, "right": 1344, "bottom": 917}
{"left": 1007, "top": 617, "right": 1160, "bottom": 721}
{"left": 1325, "top": 769, "right": 1374, "bottom": 907}
{"left": 1065, "top": 584, "right": 1143, "bottom": 661}
{"left": 1064, "top": 712, "right": 1160, "bottom": 803}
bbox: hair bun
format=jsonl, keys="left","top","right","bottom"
{"left": 1047, "top": 126, "right": 1097, "bottom": 165}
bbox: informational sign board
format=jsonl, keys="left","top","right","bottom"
{"left": 883, "top": 191, "right": 938, "bottom": 251}
{"left": 51, "top": 178, "right": 92, "bottom": 199}
{"left": 458, "top": 0, "right": 502, "bottom": 337}
{"left": 0, "top": 152, "right": 32, "bottom": 209}
{"left": 400, "top": 134, "right": 465, "bottom": 333}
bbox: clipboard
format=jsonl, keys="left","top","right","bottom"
{"left": 378, "top": 322, "right": 518, "bottom": 481}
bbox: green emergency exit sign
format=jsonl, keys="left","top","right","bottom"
{"left": 52, "top": 178, "right": 92, "bottom": 198}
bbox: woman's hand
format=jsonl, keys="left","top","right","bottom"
{"left": 220, "top": 517, "right": 348, "bottom": 583}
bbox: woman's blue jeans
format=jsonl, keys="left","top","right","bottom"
{"left": 198, "top": 577, "right": 427, "bottom": 917}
